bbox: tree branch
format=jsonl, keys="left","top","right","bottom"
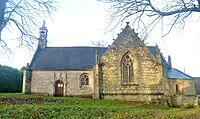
{"left": 100, "top": 0, "right": 200, "bottom": 38}
{"left": 0, "top": 0, "right": 59, "bottom": 55}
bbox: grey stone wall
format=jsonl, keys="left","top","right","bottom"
{"left": 99, "top": 26, "right": 164, "bottom": 102}
{"left": 31, "top": 70, "right": 94, "bottom": 97}
{"left": 194, "top": 77, "right": 200, "bottom": 95}
{"left": 164, "top": 78, "right": 198, "bottom": 107}
{"left": 22, "top": 69, "right": 31, "bottom": 94}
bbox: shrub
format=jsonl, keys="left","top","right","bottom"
{"left": 0, "top": 65, "right": 23, "bottom": 93}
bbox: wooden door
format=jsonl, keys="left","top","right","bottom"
{"left": 55, "top": 81, "right": 64, "bottom": 97}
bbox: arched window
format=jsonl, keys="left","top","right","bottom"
{"left": 80, "top": 73, "right": 89, "bottom": 87}
{"left": 121, "top": 52, "right": 134, "bottom": 84}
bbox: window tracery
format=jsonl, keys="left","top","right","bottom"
{"left": 121, "top": 52, "right": 134, "bottom": 84}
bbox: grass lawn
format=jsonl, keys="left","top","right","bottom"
{"left": 0, "top": 93, "right": 199, "bottom": 119}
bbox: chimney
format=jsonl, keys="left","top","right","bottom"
{"left": 168, "top": 55, "right": 172, "bottom": 69}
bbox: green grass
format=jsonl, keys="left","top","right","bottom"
{"left": 0, "top": 93, "right": 199, "bottom": 119}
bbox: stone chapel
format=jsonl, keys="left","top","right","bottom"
{"left": 22, "top": 22, "right": 198, "bottom": 107}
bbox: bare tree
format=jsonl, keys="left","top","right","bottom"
{"left": 99, "top": 0, "right": 200, "bottom": 37}
{"left": 0, "top": 0, "right": 59, "bottom": 54}
{"left": 91, "top": 40, "right": 107, "bottom": 47}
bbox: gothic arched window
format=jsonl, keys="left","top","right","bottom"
{"left": 121, "top": 52, "right": 134, "bottom": 84}
{"left": 80, "top": 73, "right": 89, "bottom": 87}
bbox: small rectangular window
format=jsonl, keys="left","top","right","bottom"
{"left": 80, "top": 73, "right": 89, "bottom": 87}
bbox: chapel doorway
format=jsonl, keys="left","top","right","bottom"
{"left": 55, "top": 81, "right": 64, "bottom": 97}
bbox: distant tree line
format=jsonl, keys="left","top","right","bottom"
{"left": 0, "top": 65, "right": 23, "bottom": 93}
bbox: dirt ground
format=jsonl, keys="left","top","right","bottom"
{"left": 0, "top": 97, "right": 63, "bottom": 104}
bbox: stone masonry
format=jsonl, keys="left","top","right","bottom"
{"left": 31, "top": 70, "right": 94, "bottom": 97}
{"left": 23, "top": 22, "right": 198, "bottom": 108}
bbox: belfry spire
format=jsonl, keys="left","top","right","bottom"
{"left": 38, "top": 21, "right": 48, "bottom": 49}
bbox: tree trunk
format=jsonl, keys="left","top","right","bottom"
{"left": 0, "top": 0, "right": 7, "bottom": 32}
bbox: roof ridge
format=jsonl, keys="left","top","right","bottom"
{"left": 147, "top": 46, "right": 156, "bottom": 47}
{"left": 46, "top": 46, "right": 108, "bottom": 48}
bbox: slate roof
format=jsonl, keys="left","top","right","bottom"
{"left": 29, "top": 46, "right": 192, "bottom": 79}
{"left": 29, "top": 47, "right": 107, "bottom": 70}
{"left": 148, "top": 46, "right": 169, "bottom": 77}
{"left": 167, "top": 68, "right": 193, "bottom": 79}
{"left": 148, "top": 46, "right": 192, "bottom": 79}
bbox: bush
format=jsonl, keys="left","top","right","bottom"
{"left": 0, "top": 65, "right": 23, "bottom": 93}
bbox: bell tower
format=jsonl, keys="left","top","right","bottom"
{"left": 38, "top": 21, "right": 48, "bottom": 49}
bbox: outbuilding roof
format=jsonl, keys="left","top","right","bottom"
{"left": 167, "top": 68, "right": 193, "bottom": 79}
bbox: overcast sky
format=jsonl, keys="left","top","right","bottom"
{"left": 1, "top": 0, "right": 200, "bottom": 77}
